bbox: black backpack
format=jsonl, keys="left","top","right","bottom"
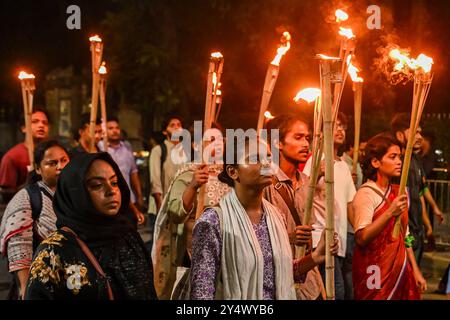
{"left": 7, "top": 183, "right": 53, "bottom": 300}
{"left": 24, "top": 183, "right": 54, "bottom": 251}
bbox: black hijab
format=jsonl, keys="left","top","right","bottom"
{"left": 54, "top": 152, "right": 136, "bottom": 247}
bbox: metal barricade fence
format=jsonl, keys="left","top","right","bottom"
{"left": 426, "top": 179, "right": 450, "bottom": 245}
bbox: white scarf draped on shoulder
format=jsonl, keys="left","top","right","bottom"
{"left": 218, "top": 189, "right": 296, "bottom": 300}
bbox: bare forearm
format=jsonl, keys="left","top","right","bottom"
{"left": 355, "top": 210, "right": 393, "bottom": 247}
{"left": 347, "top": 202, "right": 355, "bottom": 229}
{"left": 421, "top": 196, "right": 432, "bottom": 231}
{"left": 182, "top": 185, "right": 198, "bottom": 213}
{"left": 130, "top": 173, "right": 142, "bottom": 199}
{"left": 16, "top": 269, "right": 30, "bottom": 299}
{"left": 153, "top": 193, "right": 162, "bottom": 211}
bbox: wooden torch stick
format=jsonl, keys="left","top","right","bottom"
{"left": 257, "top": 64, "right": 279, "bottom": 131}
{"left": 393, "top": 76, "right": 432, "bottom": 237}
{"left": 352, "top": 82, "right": 363, "bottom": 174}
{"left": 319, "top": 59, "right": 336, "bottom": 300}
{"left": 99, "top": 63, "right": 108, "bottom": 150}
{"left": 18, "top": 72, "right": 36, "bottom": 170}
{"left": 89, "top": 36, "right": 103, "bottom": 153}
{"left": 297, "top": 94, "right": 323, "bottom": 259}
{"left": 196, "top": 53, "right": 223, "bottom": 219}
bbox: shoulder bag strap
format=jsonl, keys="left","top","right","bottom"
{"left": 61, "top": 227, "right": 114, "bottom": 300}
{"left": 274, "top": 179, "right": 302, "bottom": 226}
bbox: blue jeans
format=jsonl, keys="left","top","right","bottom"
{"left": 319, "top": 256, "right": 345, "bottom": 300}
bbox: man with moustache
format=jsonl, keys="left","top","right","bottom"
{"left": 264, "top": 114, "right": 325, "bottom": 300}
{"left": 70, "top": 113, "right": 103, "bottom": 156}
{"left": 0, "top": 108, "right": 50, "bottom": 202}
{"left": 99, "top": 116, "right": 144, "bottom": 211}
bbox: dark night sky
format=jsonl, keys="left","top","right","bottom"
{"left": 1, "top": 0, "right": 449, "bottom": 135}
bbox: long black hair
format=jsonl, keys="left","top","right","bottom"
{"left": 28, "top": 140, "right": 70, "bottom": 184}
{"left": 360, "top": 133, "right": 402, "bottom": 182}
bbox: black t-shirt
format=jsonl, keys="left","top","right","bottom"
{"left": 406, "top": 154, "right": 427, "bottom": 237}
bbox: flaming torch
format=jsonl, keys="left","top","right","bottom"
{"left": 256, "top": 31, "right": 291, "bottom": 131}
{"left": 98, "top": 62, "right": 108, "bottom": 150}
{"left": 196, "top": 52, "right": 224, "bottom": 220}
{"left": 388, "top": 48, "right": 434, "bottom": 237}
{"left": 18, "top": 71, "right": 36, "bottom": 169}
{"left": 335, "top": 9, "right": 349, "bottom": 23}
{"left": 316, "top": 53, "right": 342, "bottom": 300}
{"left": 89, "top": 35, "right": 104, "bottom": 153}
{"left": 346, "top": 55, "right": 364, "bottom": 176}
{"left": 293, "top": 88, "right": 322, "bottom": 260}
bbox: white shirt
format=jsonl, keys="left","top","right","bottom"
{"left": 352, "top": 180, "right": 410, "bottom": 235}
{"left": 304, "top": 155, "right": 356, "bottom": 257}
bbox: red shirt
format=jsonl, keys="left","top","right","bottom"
{"left": 0, "top": 143, "right": 30, "bottom": 189}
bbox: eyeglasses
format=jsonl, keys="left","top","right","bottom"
{"left": 336, "top": 123, "right": 347, "bottom": 130}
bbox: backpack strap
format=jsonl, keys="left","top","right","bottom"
{"left": 61, "top": 227, "right": 114, "bottom": 300}
{"left": 25, "top": 184, "right": 43, "bottom": 221}
{"left": 274, "top": 179, "right": 302, "bottom": 226}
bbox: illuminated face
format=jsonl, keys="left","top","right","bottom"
{"left": 35, "top": 146, "right": 69, "bottom": 189}
{"left": 164, "top": 118, "right": 182, "bottom": 139}
{"left": 106, "top": 121, "right": 121, "bottom": 142}
{"left": 227, "top": 142, "right": 274, "bottom": 189}
{"left": 372, "top": 145, "right": 403, "bottom": 179}
{"left": 30, "top": 111, "right": 49, "bottom": 141}
{"left": 85, "top": 160, "right": 122, "bottom": 216}
{"left": 334, "top": 119, "right": 347, "bottom": 146}
{"left": 279, "top": 121, "right": 310, "bottom": 164}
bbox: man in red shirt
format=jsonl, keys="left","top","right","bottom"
{"left": 0, "top": 108, "right": 49, "bottom": 201}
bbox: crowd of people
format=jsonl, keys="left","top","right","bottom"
{"left": 0, "top": 107, "right": 447, "bottom": 300}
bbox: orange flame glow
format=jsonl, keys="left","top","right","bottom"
{"left": 389, "top": 49, "right": 433, "bottom": 74}
{"left": 335, "top": 9, "right": 349, "bottom": 23}
{"left": 89, "top": 35, "right": 102, "bottom": 42}
{"left": 264, "top": 111, "right": 275, "bottom": 119}
{"left": 98, "top": 62, "right": 107, "bottom": 75}
{"left": 338, "top": 27, "right": 355, "bottom": 39}
{"left": 346, "top": 56, "right": 363, "bottom": 83}
{"left": 293, "top": 88, "right": 321, "bottom": 104}
{"left": 271, "top": 31, "right": 291, "bottom": 66}
{"left": 18, "top": 71, "right": 35, "bottom": 80}
{"left": 211, "top": 52, "right": 223, "bottom": 59}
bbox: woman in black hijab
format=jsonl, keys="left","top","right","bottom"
{"left": 25, "top": 152, "right": 157, "bottom": 300}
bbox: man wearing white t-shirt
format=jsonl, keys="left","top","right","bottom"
{"left": 303, "top": 113, "right": 356, "bottom": 300}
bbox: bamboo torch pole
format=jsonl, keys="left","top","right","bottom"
{"left": 318, "top": 56, "right": 341, "bottom": 300}
{"left": 352, "top": 82, "right": 363, "bottom": 175}
{"left": 257, "top": 32, "right": 291, "bottom": 132}
{"left": 195, "top": 52, "right": 224, "bottom": 219}
{"left": 18, "top": 71, "right": 36, "bottom": 170}
{"left": 99, "top": 62, "right": 108, "bottom": 150}
{"left": 89, "top": 35, "right": 103, "bottom": 153}
{"left": 293, "top": 88, "right": 322, "bottom": 259}
{"left": 393, "top": 75, "right": 432, "bottom": 237}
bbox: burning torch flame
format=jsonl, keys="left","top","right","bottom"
{"left": 271, "top": 31, "right": 291, "bottom": 66}
{"left": 98, "top": 62, "right": 107, "bottom": 75}
{"left": 415, "top": 54, "right": 433, "bottom": 73}
{"left": 294, "top": 88, "right": 321, "bottom": 104}
{"left": 338, "top": 27, "right": 355, "bottom": 39}
{"left": 211, "top": 52, "right": 223, "bottom": 59}
{"left": 335, "top": 9, "right": 349, "bottom": 23}
{"left": 18, "top": 71, "right": 35, "bottom": 80}
{"left": 264, "top": 111, "right": 275, "bottom": 120}
{"left": 89, "top": 35, "right": 102, "bottom": 42}
{"left": 316, "top": 54, "right": 340, "bottom": 61}
{"left": 346, "top": 56, "right": 363, "bottom": 83}
{"left": 389, "top": 49, "right": 433, "bottom": 73}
